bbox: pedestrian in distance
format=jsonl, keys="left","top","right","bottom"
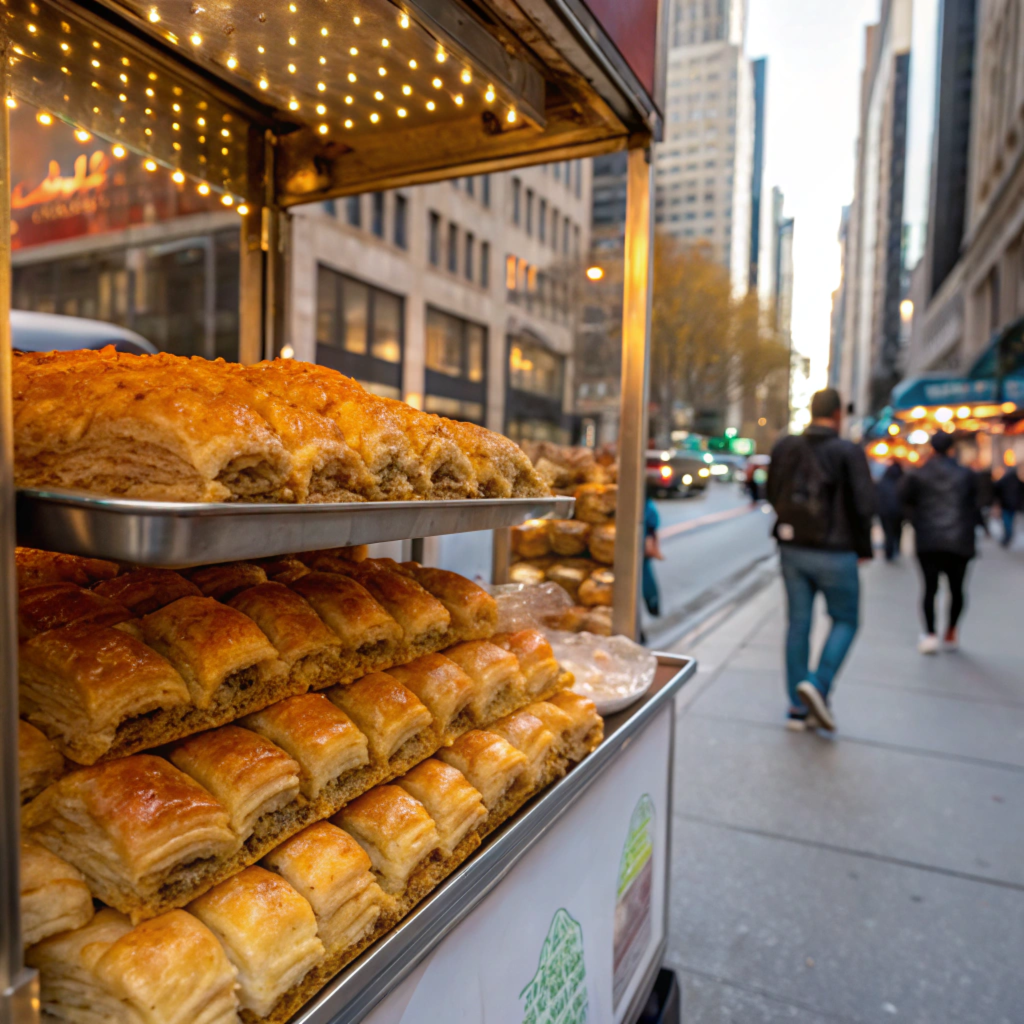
{"left": 767, "top": 388, "right": 876, "bottom": 733}
{"left": 992, "top": 462, "right": 1022, "bottom": 548}
{"left": 642, "top": 497, "right": 663, "bottom": 617}
{"left": 900, "top": 431, "right": 981, "bottom": 654}
{"left": 876, "top": 459, "right": 905, "bottom": 561}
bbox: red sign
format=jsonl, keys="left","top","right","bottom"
{"left": 583, "top": 0, "right": 659, "bottom": 98}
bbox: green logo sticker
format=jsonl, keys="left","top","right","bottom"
{"left": 520, "top": 908, "right": 589, "bottom": 1024}
{"left": 613, "top": 794, "right": 655, "bottom": 1008}
{"left": 617, "top": 794, "right": 655, "bottom": 897}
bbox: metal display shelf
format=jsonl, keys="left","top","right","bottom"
{"left": 291, "top": 651, "right": 696, "bottom": 1024}
{"left": 15, "top": 490, "right": 575, "bottom": 567}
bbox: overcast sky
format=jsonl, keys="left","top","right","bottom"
{"left": 747, "top": 0, "right": 881, "bottom": 387}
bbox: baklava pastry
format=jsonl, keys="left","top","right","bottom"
{"left": 573, "top": 482, "right": 617, "bottom": 525}
{"left": 439, "top": 418, "right": 549, "bottom": 498}
{"left": 240, "top": 694, "right": 371, "bottom": 806}
{"left": 188, "top": 867, "right": 325, "bottom": 1020}
{"left": 263, "top": 822, "right": 385, "bottom": 952}
{"left": 288, "top": 572, "right": 402, "bottom": 679}
{"left": 188, "top": 563, "right": 269, "bottom": 602}
{"left": 334, "top": 786, "right": 440, "bottom": 896}
{"left": 141, "top": 596, "right": 292, "bottom": 711}
{"left": 253, "top": 556, "right": 310, "bottom": 584}
{"left": 579, "top": 568, "right": 614, "bottom": 607}
{"left": 488, "top": 711, "right": 559, "bottom": 791}
{"left": 545, "top": 691, "right": 604, "bottom": 760}
{"left": 587, "top": 522, "right": 616, "bottom": 565}
{"left": 20, "top": 841, "right": 94, "bottom": 947}
{"left": 400, "top": 564, "right": 498, "bottom": 642}
{"left": 18, "top": 720, "right": 65, "bottom": 804}
{"left": 168, "top": 727, "right": 301, "bottom": 846}
{"left": 15, "top": 546, "right": 120, "bottom": 590}
{"left": 549, "top": 519, "right": 591, "bottom": 557}
{"left": 93, "top": 567, "right": 203, "bottom": 616}
{"left": 326, "top": 674, "right": 434, "bottom": 773}
{"left": 511, "top": 520, "right": 552, "bottom": 559}
{"left": 18, "top": 582, "right": 134, "bottom": 640}
{"left": 386, "top": 654, "right": 476, "bottom": 744}
{"left": 23, "top": 755, "right": 239, "bottom": 923}
{"left": 490, "top": 629, "right": 563, "bottom": 701}
{"left": 436, "top": 730, "right": 527, "bottom": 814}
{"left": 395, "top": 759, "right": 487, "bottom": 858}
{"left": 442, "top": 641, "right": 524, "bottom": 724}
{"left": 19, "top": 623, "right": 191, "bottom": 765}
{"left": 229, "top": 582, "right": 343, "bottom": 688}
{"left": 522, "top": 701, "right": 575, "bottom": 758}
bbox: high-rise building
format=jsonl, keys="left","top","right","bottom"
{"left": 829, "top": 207, "right": 851, "bottom": 390}
{"left": 657, "top": 0, "right": 754, "bottom": 294}
{"left": 749, "top": 57, "right": 767, "bottom": 292}
{"left": 769, "top": 187, "right": 795, "bottom": 343}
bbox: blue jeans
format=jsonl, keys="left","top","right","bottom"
{"left": 1002, "top": 509, "right": 1016, "bottom": 547}
{"left": 779, "top": 546, "right": 860, "bottom": 709}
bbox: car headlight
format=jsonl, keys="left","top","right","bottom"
{"left": 682, "top": 474, "right": 693, "bottom": 485}
{"left": 659, "top": 465, "right": 673, "bottom": 480}
{"left": 699, "top": 467, "right": 710, "bottom": 478}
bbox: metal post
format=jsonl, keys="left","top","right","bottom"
{"left": 239, "top": 127, "right": 266, "bottom": 366}
{"left": 611, "top": 148, "right": 654, "bottom": 640}
{"left": 491, "top": 528, "right": 512, "bottom": 585}
{"left": 0, "top": 51, "right": 40, "bottom": 1024}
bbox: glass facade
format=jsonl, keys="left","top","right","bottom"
{"left": 425, "top": 306, "right": 487, "bottom": 423}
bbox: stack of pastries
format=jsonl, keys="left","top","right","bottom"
{"left": 16, "top": 546, "right": 604, "bottom": 1024}
{"left": 12, "top": 348, "right": 549, "bottom": 503}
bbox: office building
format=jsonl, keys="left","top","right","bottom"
{"left": 828, "top": 207, "right": 851, "bottom": 390}
{"left": 749, "top": 57, "right": 767, "bottom": 291}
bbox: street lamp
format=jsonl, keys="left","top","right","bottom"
{"left": 585, "top": 266, "right": 604, "bottom": 281}
{"left": 900, "top": 299, "right": 914, "bottom": 322}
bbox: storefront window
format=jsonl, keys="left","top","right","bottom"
{"left": 509, "top": 339, "right": 564, "bottom": 399}
{"left": 425, "top": 306, "right": 487, "bottom": 424}
{"left": 506, "top": 335, "right": 567, "bottom": 441}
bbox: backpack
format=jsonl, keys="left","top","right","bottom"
{"left": 773, "top": 437, "right": 834, "bottom": 546}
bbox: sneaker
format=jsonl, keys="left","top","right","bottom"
{"left": 943, "top": 628, "right": 959, "bottom": 651}
{"left": 796, "top": 681, "right": 835, "bottom": 732}
{"left": 786, "top": 710, "right": 809, "bottom": 732}
{"left": 918, "top": 633, "right": 939, "bottom": 655}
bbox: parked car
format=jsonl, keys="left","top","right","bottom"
{"left": 707, "top": 452, "right": 747, "bottom": 482}
{"left": 11, "top": 310, "right": 158, "bottom": 354}
{"left": 744, "top": 454, "right": 771, "bottom": 501}
{"left": 646, "top": 448, "right": 711, "bottom": 497}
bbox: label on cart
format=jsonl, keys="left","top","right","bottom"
{"left": 363, "top": 704, "right": 672, "bottom": 1024}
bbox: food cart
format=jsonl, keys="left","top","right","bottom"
{"left": 0, "top": 1, "right": 695, "bottom": 1021}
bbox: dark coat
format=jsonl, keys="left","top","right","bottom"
{"left": 767, "top": 425, "right": 877, "bottom": 559}
{"left": 901, "top": 455, "right": 979, "bottom": 558}
{"left": 994, "top": 470, "right": 1022, "bottom": 512}
{"left": 876, "top": 463, "right": 904, "bottom": 520}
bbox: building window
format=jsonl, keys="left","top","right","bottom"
{"left": 371, "top": 193, "right": 385, "bottom": 238}
{"left": 394, "top": 194, "right": 407, "bottom": 249}
{"left": 572, "top": 225, "right": 580, "bottom": 259}
{"left": 507, "top": 335, "right": 566, "bottom": 442}
{"left": 346, "top": 195, "right": 361, "bottom": 227}
{"left": 481, "top": 242, "right": 490, "bottom": 288}
{"left": 563, "top": 219, "right": 570, "bottom": 255}
{"left": 539, "top": 198, "right": 547, "bottom": 243}
{"left": 465, "top": 233, "right": 475, "bottom": 281}
{"left": 512, "top": 177, "right": 521, "bottom": 224}
{"left": 553, "top": 162, "right": 561, "bottom": 182}
{"left": 429, "top": 211, "right": 441, "bottom": 266}
{"left": 525, "top": 189, "right": 534, "bottom": 235}
{"left": 316, "top": 265, "right": 403, "bottom": 397}
{"left": 425, "top": 306, "right": 487, "bottom": 423}
{"left": 574, "top": 160, "right": 582, "bottom": 197}
{"left": 482, "top": 174, "right": 491, "bottom": 207}
{"left": 447, "top": 223, "right": 458, "bottom": 274}
{"left": 465, "top": 176, "right": 475, "bottom": 198}
{"left": 551, "top": 210, "right": 559, "bottom": 250}
{"left": 322, "top": 199, "right": 337, "bottom": 217}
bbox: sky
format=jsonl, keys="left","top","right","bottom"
{"left": 747, "top": 0, "right": 881, "bottom": 387}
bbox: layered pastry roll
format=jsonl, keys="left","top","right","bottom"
{"left": 399, "top": 565, "right": 498, "bottom": 642}
{"left": 288, "top": 572, "right": 402, "bottom": 678}
{"left": 587, "top": 522, "right": 616, "bottom": 565}
{"left": 385, "top": 654, "right": 476, "bottom": 744}
{"left": 18, "top": 582, "right": 134, "bottom": 640}
{"left": 438, "top": 418, "right": 549, "bottom": 498}
{"left": 579, "top": 569, "right": 614, "bottom": 607}
{"left": 229, "top": 583, "right": 343, "bottom": 688}
{"left": 395, "top": 760, "right": 487, "bottom": 857}
{"left": 23, "top": 755, "right": 239, "bottom": 922}
{"left": 19, "top": 720, "right": 65, "bottom": 804}
{"left": 436, "top": 731, "right": 527, "bottom": 813}
{"left": 326, "top": 674, "right": 434, "bottom": 771}
{"left": 263, "top": 822, "right": 386, "bottom": 952}
{"left": 511, "top": 520, "right": 552, "bottom": 559}
{"left": 240, "top": 694, "right": 370, "bottom": 803}
{"left": 15, "top": 546, "right": 120, "bottom": 590}
{"left": 490, "top": 630, "right": 562, "bottom": 701}
{"left": 442, "top": 641, "right": 524, "bottom": 724}
{"left": 334, "top": 786, "right": 440, "bottom": 896}
{"left": 141, "top": 596, "right": 290, "bottom": 711}
{"left": 522, "top": 701, "right": 575, "bottom": 758}
{"left": 188, "top": 563, "right": 268, "bottom": 602}
{"left": 548, "top": 519, "right": 591, "bottom": 557}
{"left": 19, "top": 623, "right": 191, "bottom": 765}
{"left": 169, "top": 727, "right": 301, "bottom": 846}
{"left": 20, "top": 842, "right": 94, "bottom": 947}
{"left": 488, "top": 711, "right": 559, "bottom": 791}
{"left": 93, "top": 568, "right": 203, "bottom": 616}
{"left": 253, "top": 556, "right": 310, "bottom": 584}
{"left": 189, "top": 867, "right": 325, "bottom": 1019}
{"left": 545, "top": 691, "right": 604, "bottom": 760}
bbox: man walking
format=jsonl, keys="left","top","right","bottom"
{"left": 993, "top": 462, "right": 1021, "bottom": 548}
{"left": 767, "top": 389, "right": 875, "bottom": 732}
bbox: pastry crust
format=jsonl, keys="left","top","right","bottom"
{"left": 18, "top": 720, "right": 65, "bottom": 804}
{"left": 511, "top": 520, "right": 552, "bottom": 559}
{"left": 442, "top": 641, "right": 525, "bottom": 723}
{"left": 333, "top": 786, "right": 440, "bottom": 895}
{"left": 579, "top": 568, "right": 614, "bottom": 607}
{"left": 253, "top": 556, "right": 310, "bottom": 583}
{"left": 188, "top": 867, "right": 325, "bottom": 1019}
{"left": 435, "top": 730, "right": 527, "bottom": 812}
{"left": 15, "top": 546, "right": 120, "bottom": 590}
{"left": 490, "top": 629, "right": 562, "bottom": 701}
{"left": 548, "top": 519, "right": 591, "bottom": 557}
{"left": 229, "top": 582, "right": 343, "bottom": 688}
{"left": 400, "top": 564, "right": 498, "bottom": 642}
{"left": 189, "top": 563, "right": 269, "bottom": 602}
{"left": 240, "top": 694, "right": 370, "bottom": 803}
{"left": 395, "top": 759, "right": 487, "bottom": 857}
{"left": 587, "top": 522, "right": 616, "bottom": 564}
{"left": 325, "top": 674, "right": 434, "bottom": 771}
{"left": 488, "top": 711, "right": 559, "bottom": 790}
{"left": 168, "top": 727, "right": 302, "bottom": 844}
{"left": 574, "top": 482, "right": 617, "bottom": 524}
{"left": 18, "top": 582, "right": 134, "bottom": 640}
{"left": 93, "top": 568, "right": 203, "bottom": 616}
{"left": 20, "top": 841, "right": 94, "bottom": 948}
{"left": 19, "top": 623, "right": 192, "bottom": 765}
{"left": 385, "top": 654, "right": 476, "bottom": 744}
{"left": 439, "top": 418, "right": 549, "bottom": 498}
{"left": 545, "top": 691, "right": 604, "bottom": 760}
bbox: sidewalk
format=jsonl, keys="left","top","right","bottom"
{"left": 664, "top": 534, "right": 1024, "bottom": 1023}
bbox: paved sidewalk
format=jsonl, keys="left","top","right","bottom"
{"left": 664, "top": 534, "right": 1024, "bottom": 1023}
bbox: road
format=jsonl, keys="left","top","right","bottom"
{"left": 643, "top": 483, "right": 776, "bottom": 647}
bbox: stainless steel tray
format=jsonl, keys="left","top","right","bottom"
{"left": 15, "top": 489, "right": 575, "bottom": 567}
{"left": 291, "top": 652, "right": 697, "bottom": 1024}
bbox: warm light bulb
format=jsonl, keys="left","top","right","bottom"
{"left": 461, "top": 69, "right": 471, "bottom": 84}
{"left": 148, "top": 8, "right": 160, "bottom": 22}
{"left": 382, "top": 38, "right": 390, "bottom": 47}
{"left": 374, "top": 90, "right": 384, "bottom": 100}
{"left": 402, "top": 85, "right": 412, "bottom": 95}
{"left": 5, "top": 96, "right": 16, "bottom": 109}
{"left": 144, "top": 159, "right": 157, "bottom": 171}
{"left": 506, "top": 108, "right": 517, "bottom": 123}
{"left": 36, "top": 111, "right": 53, "bottom": 125}
{"left": 397, "top": 107, "right": 407, "bottom": 117}
{"left": 172, "top": 170, "right": 185, "bottom": 183}
{"left": 190, "top": 33, "right": 202, "bottom": 46}
{"left": 350, "top": 46, "right": 358, "bottom": 55}
{"left": 122, "top": 57, "right": 130, "bottom": 66}
{"left": 91, "top": 58, "right": 100, "bottom": 67}
{"left": 119, "top": 94, "right": 127, "bottom": 102}
{"left": 353, "top": 16, "right": 361, "bottom": 25}
{"left": 237, "top": 203, "right": 249, "bottom": 215}
{"left": 409, "top": 59, "right": 417, "bottom": 69}
{"left": 344, "top": 119, "right": 353, "bottom": 128}
{"left": 60, "top": 42, "right": 70, "bottom": 52}
{"left": 317, "top": 81, "right": 326, "bottom": 91}
{"left": 75, "top": 129, "right": 91, "bottom": 142}
{"left": 400, "top": 14, "right": 410, "bottom": 27}
{"left": 454, "top": 94, "right": 464, "bottom": 105}
{"left": 280, "top": 344, "right": 295, "bottom": 359}
{"left": 318, "top": 123, "right": 328, "bottom": 134}
{"left": 258, "top": 45, "right": 265, "bottom": 53}
{"left": 145, "top": 128, "right": 153, "bottom": 136}
{"left": 112, "top": 145, "right": 126, "bottom": 158}
{"left": 259, "top": 78, "right": 269, "bottom": 89}
{"left": 370, "top": 112, "right": 380, "bottom": 123}
{"left": 348, "top": 72, "right": 357, "bottom": 82}
{"left": 288, "top": 99, "right": 299, "bottom": 110}
{"left": 426, "top": 100, "right": 435, "bottom": 111}
{"left": 226, "top": 56, "right": 237, "bottom": 69}
{"left": 321, "top": 27, "right": 328, "bottom": 36}
{"left": 586, "top": 266, "right": 604, "bottom": 281}
{"left": 146, "top": 88, "right": 155, "bottom": 97}
{"left": 119, "top": 73, "right": 128, "bottom": 83}
{"left": 288, "top": 63, "right": 296, "bottom": 73}
{"left": 221, "top": 193, "right": 234, "bottom": 206}
{"left": 378, "top": 66, "right": 387, "bottom": 76}
{"left": 432, "top": 77, "right": 442, "bottom": 88}
{"left": 345, "top": 95, "right": 353, "bottom": 104}
{"left": 288, "top": 36, "right": 296, "bottom": 45}
{"left": 197, "top": 117, "right": 206, "bottom": 126}
{"left": 172, "top": 103, "right": 181, "bottom": 112}
{"left": 220, "top": 128, "right": 230, "bottom": 137}
{"left": 319, "top": 56, "right": 326, "bottom": 64}
{"left": 288, "top": 3, "right": 296, "bottom": 10}
{"left": 485, "top": 86, "right": 495, "bottom": 102}
{"left": 316, "top": 103, "right": 326, "bottom": 114}
{"left": 436, "top": 49, "right": 446, "bottom": 62}
{"left": 197, "top": 182, "right": 210, "bottom": 195}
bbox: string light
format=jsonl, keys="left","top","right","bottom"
{"left": 197, "top": 182, "right": 210, "bottom": 195}
{"left": 288, "top": 99, "right": 299, "bottom": 110}
{"left": 258, "top": 45, "right": 265, "bottom": 53}
{"left": 353, "top": 16, "right": 361, "bottom": 25}
{"left": 75, "top": 129, "right": 91, "bottom": 142}
{"left": 397, "top": 107, "right": 407, "bottom": 117}
{"left": 288, "top": 3, "right": 296, "bottom": 10}
{"left": 321, "top": 27, "right": 328, "bottom": 36}
{"left": 400, "top": 14, "right": 410, "bottom": 27}
{"left": 148, "top": 8, "right": 160, "bottom": 22}
{"left": 316, "top": 103, "right": 326, "bottom": 114}
{"left": 436, "top": 49, "right": 446, "bottom": 62}
{"left": 288, "top": 63, "right": 296, "bottom": 73}
{"left": 288, "top": 36, "right": 296, "bottom": 45}
{"left": 221, "top": 193, "right": 234, "bottom": 206}
{"left": 220, "top": 128, "right": 230, "bottom": 138}
{"left": 409, "top": 59, "right": 417, "bottom": 69}
{"left": 172, "top": 103, "right": 181, "bottom": 112}
{"left": 36, "top": 111, "right": 53, "bottom": 125}
{"left": 350, "top": 46, "right": 358, "bottom": 55}
{"left": 197, "top": 117, "right": 206, "bottom": 126}
{"left": 119, "top": 94, "right": 127, "bottom": 102}
{"left": 122, "top": 57, "right": 130, "bottom": 66}
{"left": 144, "top": 159, "right": 157, "bottom": 171}
{"left": 91, "top": 58, "right": 100, "bottom": 68}
{"left": 454, "top": 94, "right": 464, "bottom": 105}
{"left": 171, "top": 170, "right": 185, "bottom": 183}
{"left": 317, "top": 81, "right": 326, "bottom": 91}
{"left": 432, "top": 77, "right": 442, "bottom": 88}
{"left": 146, "top": 88, "right": 155, "bottom": 97}
{"left": 506, "top": 108, "right": 517, "bottom": 123}
{"left": 27, "top": 22, "right": 37, "bottom": 33}
{"left": 237, "top": 203, "right": 249, "bottom": 215}
{"left": 5, "top": 96, "right": 16, "bottom": 109}
{"left": 381, "top": 38, "right": 390, "bottom": 47}
{"left": 318, "top": 123, "right": 328, "bottom": 134}
{"left": 485, "top": 86, "right": 495, "bottom": 102}
{"left": 378, "top": 66, "right": 387, "bottom": 76}
{"left": 345, "top": 95, "right": 353, "bottom": 104}
{"left": 370, "top": 112, "right": 380, "bottom": 123}
{"left": 226, "top": 56, "right": 238, "bottom": 69}
{"left": 374, "top": 90, "right": 384, "bottom": 100}
{"left": 402, "top": 85, "right": 412, "bottom": 95}
{"left": 60, "top": 42, "right": 69, "bottom": 52}
{"left": 344, "top": 119, "right": 353, "bottom": 128}
{"left": 348, "top": 73, "right": 357, "bottom": 83}
{"left": 319, "top": 56, "right": 326, "bottom": 64}
{"left": 461, "top": 69, "right": 472, "bottom": 84}
{"left": 190, "top": 33, "right": 202, "bottom": 46}
{"left": 112, "top": 145, "right": 126, "bottom": 158}
{"left": 149, "top": 72, "right": 158, "bottom": 80}
{"left": 259, "top": 78, "right": 269, "bottom": 89}
{"left": 119, "top": 73, "right": 128, "bottom": 83}
{"left": 426, "top": 100, "right": 435, "bottom": 111}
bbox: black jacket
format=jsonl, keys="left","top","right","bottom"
{"left": 767, "top": 425, "right": 876, "bottom": 559}
{"left": 993, "top": 470, "right": 1022, "bottom": 512}
{"left": 876, "top": 463, "right": 904, "bottom": 520}
{"left": 901, "top": 455, "right": 979, "bottom": 558}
